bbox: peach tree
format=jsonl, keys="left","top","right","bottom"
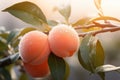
{"left": 0, "top": 0, "right": 120, "bottom": 80}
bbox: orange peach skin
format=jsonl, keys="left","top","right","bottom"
{"left": 19, "top": 31, "right": 50, "bottom": 65}
{"left": 48, "top": 24, "right": 79, "bottom": 57}
{"left": 23, "top": 59, "right": 49, "bottom": 78}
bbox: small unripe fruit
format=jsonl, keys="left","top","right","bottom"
{"left": 23, "top": 59, "right": 49, "bottom": 78}
{"left": 19, "top": 31, "right": 50, "bottom": 65}
{"left": 48, "top": 24, "right": 79, "bottom": 57}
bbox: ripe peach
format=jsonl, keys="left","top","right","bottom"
{"left": 23, "top": 59, "right": 49, "bottom": 78}
{"left": 19, "top": 30, "right": 50, "bottom": 65}
{"left": 48, "top": 24, "right": 79, "bottom": 57}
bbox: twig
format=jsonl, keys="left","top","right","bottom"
{"left": 78, "top": 27, "right": 120, "bottom": 37}
{"left": 0, "top": 56, "right": 12, "bottom": 67}
{"left": 75, "top": 22, "right": 117, "bottom": 29}
{"left": 0, "top": 53, "right": 19, "bottom": 67}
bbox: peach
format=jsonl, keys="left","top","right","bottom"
{"left": 48, "top": 24, "right": 79, "bottom": 57}
{"left": 23, "top": 59, "right": 49, "bottom": 78}
{"left": 19, "top": 30, "right": 50, "bottom": 65}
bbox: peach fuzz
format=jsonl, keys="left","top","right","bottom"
{"left": 19, "top": 30, "right": 50, "bottom": 65}
{"left": 23, "top": 59, "right": 49, "bottom": 78}
{"left": 48, "top": 24, "right": 80, "bottom": 57}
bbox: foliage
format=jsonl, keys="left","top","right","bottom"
{"left": 48, "top": 53, "right": 69, "bottom": 80}
{"left": 0, "top": 1, "right": 120, "bottom": 80}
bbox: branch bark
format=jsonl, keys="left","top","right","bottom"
{"left": 75, "top": 22, "right": 120, "bottom": 37}
{"left": 75, "top": 22, "right": 117, "bottom": 29}
{"left": 78, "top": 27, "right": 120, "bottom": 37}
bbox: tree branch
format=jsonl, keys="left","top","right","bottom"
{"left": 75, "top": 22, "right": 118, "bottom": 29}
{"left": 78, "top": 27, "right": 120, "bottom": 37}
{"left": 0, "top": 53, "right": 19, "bottom": 67}
{"left": 0, "top": 56, "right": 12, "bottom": 67}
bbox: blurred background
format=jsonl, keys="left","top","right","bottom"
{"left": 0, "top": 0, "right": 120, "bottom": 80}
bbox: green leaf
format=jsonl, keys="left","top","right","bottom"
{"left": 3, "top": 1, "right": 47, "bottom": 26}
{"left": 89, "top": 39, "right": 104, "bottom": 69}
{"left": 48, "top": 53, "right": 69, "bottom": 80}
{"left": 0, "top": 33, "right": 9, "bottom": 40}
{"left": 19, "top": 73, "right": 29, "bottom": 80}
{"left": 78, "top": 34, "right": 94, "bottom": 72}
{"left": 78, "top": 49, "right": 91, "bottom": 72}
{"left": 47, "top": 20, "right": 58, "bottom": 26}
{"left": 0, "top": 40, "right": 8, "bottom": 51}
{"left": 7, "top": 30, "right": 19, "bottom": 44}
{"left": 78, "top": 34, "right": 105, "bottom": 74}
{"left": 58, "top": 2, "right": 71, "bottom": 21}
{"left": 94, "top": 40, "right": 104, "bottom": 68}
{"left": 0, "top": 68, "right": 12, "bottom": 80}
{"left": 17, "top": 27, "right": 36, "bottom": 37}
{"left": 72, "top": 17, "right": 91, "bottom": 26}
{"left": 95, "top": 65, "right": 120, "bottom": 72}
{"left": 0, "top": 37, "right": 8, "bottom": 51}
{"left": 64, "top": 62, "right": 70, "bottom": 80}
{"left": 88, "top": 16, "right": 120, "bottom": 23}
